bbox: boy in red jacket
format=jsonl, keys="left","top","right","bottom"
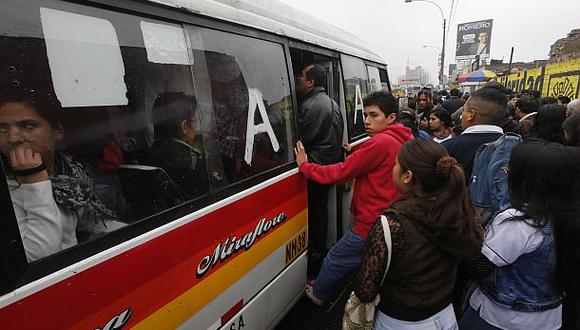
{"left": 295, "top": 91, "right": 413, "bottom": 305}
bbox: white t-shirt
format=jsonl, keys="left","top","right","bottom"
{"left": 433, "top": 135, "right": 452, "bottom": 143}
{"left": 469, "top": 208, "right": 562, "bottom": 330}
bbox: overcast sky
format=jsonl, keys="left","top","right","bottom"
{"left": 276, "top": 0, "right": 579, "bottom": 84}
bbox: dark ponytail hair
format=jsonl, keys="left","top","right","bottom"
{"left": 508, "top": 141, "right": 580, "bottom": 295}
{"left": 397, "top": 139, "right": 483, "bottom": 255}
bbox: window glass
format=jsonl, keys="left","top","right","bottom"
{"left": 185, "top": 26, "right": 295, "bottom": 185}
{"left": 341, "top": 55, "right": 369, "bottom": 140}
{"left": 367, "top": 66, "right": 383, "bottom": 92}
{"left": 0, "top": 0, "right": 296, "bottom": 264}
{"left": 0, "top": 1, "right": 201, "bottom": 264}
{"left": 378, "top": 68, "right": 391, "bottom": 92}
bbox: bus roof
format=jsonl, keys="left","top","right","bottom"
{"left": 149, "top": 0, "right": 387, "bottom": 64}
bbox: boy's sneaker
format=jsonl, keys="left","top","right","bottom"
{"left": 305, "top": 279, "right": 324, "bottom": 306}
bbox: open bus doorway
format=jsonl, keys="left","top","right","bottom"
{"left": 290, "top": 48, "right": 348, "bottom": 274}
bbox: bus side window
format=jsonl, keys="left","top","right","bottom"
{"left": 185, "top": 26, "right": 296, "bottom": 187}
{"left": 0, "top": 0, "right": 297, "bottom": 268}
{"left": 0, "top": 0, "right": 211, "bottom": 261}
{"left": 367, "top": 65, "right": 391, "bottom": 93}
{"left": 378, "top": 68, "right": 391, "bottom": 92}
{"left": 367, "top": 66, "right": 383, "bottom": 93}
{"left": 340, "top": 55, "right": 370, "bottom": 141}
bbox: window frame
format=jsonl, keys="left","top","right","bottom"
{"left": 340, "top": 53, "right": 372, "bottom": 142}
{"left": 363, "top": 60, "right": 391, "bottom": 92}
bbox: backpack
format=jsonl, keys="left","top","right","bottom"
{"left": 468, "top": 133, "right": 523, "bottom": 226}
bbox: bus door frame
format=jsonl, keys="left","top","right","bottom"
{"left": 287, "top": 42, "right": 347, "bottom": 246}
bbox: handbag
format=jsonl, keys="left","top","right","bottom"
{"left": 342, "top": 215, "right": 392, "bottom": 330}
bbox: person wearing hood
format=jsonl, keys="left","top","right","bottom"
{"left": 353, "top": 139, "right": 483, "bottom": 329}
{"left": 294, "top": 91, "right": 413, "bottom": 306}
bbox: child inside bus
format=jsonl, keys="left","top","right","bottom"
{"left": 460, "top": 142, "right": 580, "bottom": 330}
{"left": 353, "top": 139, "right": 483, "bottom": 329}
{"left": 0, "top": 91, "right": 125, "bottom": 262}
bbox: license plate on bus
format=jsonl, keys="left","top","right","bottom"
{"left": 285, "top": 228, "right": 307, "bottom": 265}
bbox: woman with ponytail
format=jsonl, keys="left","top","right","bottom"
{"left": 352, "top": 139, "right": 483, "bottom": 329}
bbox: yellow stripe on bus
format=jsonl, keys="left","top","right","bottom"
{"left": 133, "top": 209, "right": 307, "bottom": 329}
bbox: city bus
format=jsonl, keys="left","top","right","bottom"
{"left": 0, "top": 0, "right": 390, "bottom": 328}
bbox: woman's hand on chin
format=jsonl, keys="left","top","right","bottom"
{"left": 10, "top": 147, "right": 49, "bottom": 184}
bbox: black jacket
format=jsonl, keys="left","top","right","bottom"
{"left": 442, "top": 97, "right": 465, "bottom": 114}
{"left": 299, "top": 87, "right": 344, "bottom": 165}
{"left": 143, "top": 139, "right": 209, "bottom": 199}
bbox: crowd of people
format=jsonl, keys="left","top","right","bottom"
{"left": 3, "top": 60, "right": 580, "bottom": 328}
{"left": 294, "top": 69, "right": 580, "bottom": 330}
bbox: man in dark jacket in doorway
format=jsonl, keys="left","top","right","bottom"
{"left": 296, "top": 64, "right": 344, "bottom": 272}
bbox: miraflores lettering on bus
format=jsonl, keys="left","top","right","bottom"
{"left": 196, "top": 213, "right": 288, "bottom": 278}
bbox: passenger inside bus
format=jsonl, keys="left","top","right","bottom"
{"left": 205, "top": 52, "right": 247, "bottom": 183}
{"left": 142, "top": 92, "right": 209, "bottom": 199}
{"left": 0, "top": 91, "right": 126, "bottom": 262}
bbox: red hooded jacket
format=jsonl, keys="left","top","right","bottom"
{"left": 299, "top": 124, "right": 413, "bottom": 238}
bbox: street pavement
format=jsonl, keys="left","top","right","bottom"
{"left": 275, "top": 278, "right": 352, "bottom": 330}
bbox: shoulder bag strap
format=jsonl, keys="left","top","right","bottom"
{"left": 379, "top": 214, "right": 392, "bottom": 287}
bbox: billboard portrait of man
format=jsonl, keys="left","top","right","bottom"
{"left": 456, "top": 19, "right": 493, "bottom": 60}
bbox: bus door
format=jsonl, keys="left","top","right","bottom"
{"left": 289, "top": 48, "right": 346, "bottom": 250}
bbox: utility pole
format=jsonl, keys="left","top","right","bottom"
{"left": 440, "top": 18, "right": 446, "bottom": 88}
{"left": 507, "top": 47, "right": 514, "bottom": 74}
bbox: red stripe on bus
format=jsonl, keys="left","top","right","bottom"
{"left": 0, "top": 174, "right": 307, "bottom": 329}
{"left": 221, "top": 299, "right": 244, "bottom": 325}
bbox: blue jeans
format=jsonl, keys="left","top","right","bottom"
{"left": 313, "top": 228, "right": 366, "bottom": 300}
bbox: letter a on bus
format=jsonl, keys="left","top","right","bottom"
{"left": 244, "top": 88, "right": 280, "bottom": 165}
{"left": 353, "top": 84, "right": 364, "bottom": 124}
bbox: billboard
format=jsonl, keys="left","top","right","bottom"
{"left": 456, "top": 19, "right": 493, "bottom": 60}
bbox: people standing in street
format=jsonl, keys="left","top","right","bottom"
{"left": 557, "top": 96, "right": 571, "bottom": 107}
{"left": 442, "top": 87, "right": 506, "bottom": 181}
{"left": 566, "top": 99, "right": 580, "bottom": 117}
{"left": 460, "top": 142, "right": 580, "bottom": 330}
{"left": 442, "top": 88, "right": 466, "bottom": 115}
{"left": 530, "top": 104, "right": 567, "bottom": 144}
{"left": 514, "top": 96, "right": 539, "bottom": 136}
{"left": 429, "top": 108, "right": 454, "bottom": 143}
{"left": 294, "top": 91, "right": 412, "bottom": 306}
{"left": 416, "top": 90, "right": 433, "bottom": 131}
{"left": 563, "top": 114, "right": 580, "bottom": 147}
{"left": 295, "top": 64, "right": 344, "bottom": 272}
{"left": 353, "top": 139, "right": 483, "bottom": 329}
{"left": 395, "top": 111, "right": 431, "bottom": 139}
